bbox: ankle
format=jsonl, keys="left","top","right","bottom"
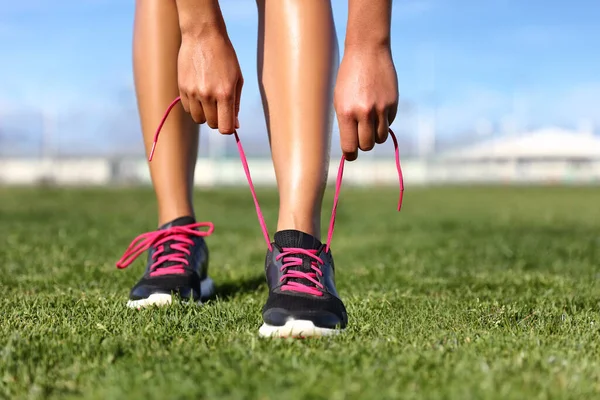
{"left": 276, "top": 216, "right": 321, "bottom": 240}
{"left": 158, "top": 209, "right": 195, "bottom": 227}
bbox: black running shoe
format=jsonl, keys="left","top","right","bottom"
{"left": 259, "top": 229, "right": 348, "bottom": 338}
{"left": 116, "top": 216, "right": 215, "bottom": 308}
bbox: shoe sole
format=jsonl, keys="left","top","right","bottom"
{"left": 258, "top": 319, "right": 342, "bottom": 338}
{"left": 126, "top": 276, "right": 215, "bottom": 309}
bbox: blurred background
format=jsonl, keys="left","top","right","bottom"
{"left": 1, "top": 0, "right": 599, "bottom": 187}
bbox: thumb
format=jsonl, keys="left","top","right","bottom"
{"left": 235, "top": 76, "right": 243, "bottom": 127}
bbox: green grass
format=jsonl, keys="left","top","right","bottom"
{"left": 1, "top": 186, "right": 600, "bottom": 399}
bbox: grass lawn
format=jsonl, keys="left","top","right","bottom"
{"left": 1, "top": 186, "right": 599, "bottom": 399}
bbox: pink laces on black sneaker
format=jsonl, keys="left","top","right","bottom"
{"left": 116, "top": 222, "right": 214, "bottom": 276}
{"left": 144, "top": 96, "right": 404, "bottom": 291}
{"left": 277, "top": 248, "right": 325, "bottom": 296}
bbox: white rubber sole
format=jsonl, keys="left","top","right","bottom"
{"left": 126, "top": 277, "right": 215, "bottom": 309}
{"left": 258, "top": 319, "right": 342, "bottom": 338}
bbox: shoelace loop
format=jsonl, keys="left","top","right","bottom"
{"left": 116, "top": 222, "right": 214, "bottom": 276}
{"left": 145, "top": 96, "right": 404, "bottom": 293}
{"left": 277, "top": 248, "right": 325, "bottom": 296}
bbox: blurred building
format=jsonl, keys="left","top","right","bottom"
{"left": 1, "top": 126, "right": 599, "bottom": 186}
{"left": 431, "top": 127, "right": 600, "bottom": 184}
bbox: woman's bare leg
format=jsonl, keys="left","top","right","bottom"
{"left": 256, "top": 0, "right": 347, "bottom": 338}
{"left": 133, "top": 0, "right": 198, "bottom": 225}
{"left": 119, "top": 0, "right": 215, "bottom": 309}
{"left": 257, "top": 0, "right": 338, "bottom": 239}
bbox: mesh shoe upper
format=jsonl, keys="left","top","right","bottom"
{"left": 262, "top": 230, "right": 348, "bottom": 329}
{"left": 116, "top": 216, "right": 212, "bottom": 301}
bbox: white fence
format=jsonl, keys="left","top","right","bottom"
{"left": 1, "top": 157, "right": 600, "bottom": 186}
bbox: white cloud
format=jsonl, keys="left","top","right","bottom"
{"left": 431, "top": 83, "right": 600, "bottom": 135}
{"left": 0, "top": 98, "right": 17, "bottom": 116}
{"left": 432, "top": 88, "right": 511, "bottom": 133}
{"left": 531, "top": 83, "right": 600, "bottom": 124}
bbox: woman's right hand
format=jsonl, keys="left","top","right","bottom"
{"left": 177, "top": 31, "right": 243, "bottom": 134}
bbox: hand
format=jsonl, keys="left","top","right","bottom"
{"left": 333, "top": 46, "right": 398, "bottom": 160}
{"left": 178, "top": 32, "right": 243, "bottom": 134}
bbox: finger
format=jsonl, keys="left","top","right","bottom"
{"left": 338, "top": 115, "right": 359, "bottom": 161}
{"left": 235, "top": 76, "right": 243, "bottom": 119}
{"left": 217, "top": 94, "right": 235, "bottom": 134}
{"left": 234, "top": 76, "right": 243, "bottom": 129}
{"left": 388, "top": 102, "right": 398, "bottom": 125}
{"left": 375, "top": 108, "right": 389, "bottom": 144}
{"left": 202, "top": 98, "right": 219, "bottom": 129}
{"left": 357, "top": 110, "right": 376, "bottom": 152}
{"left": 179, "top": 93, "right": 191, "bottom": 114}
{"left": 188, "top": 98, "right": 206, "bottom": 124}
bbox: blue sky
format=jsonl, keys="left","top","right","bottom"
{"left": 1, "top": 0, "right": 599, "bottom": 155}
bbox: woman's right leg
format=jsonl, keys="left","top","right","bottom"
{"left": 133, "top": 0, "right": 198, "bottom": 225}
{"left": 116, "top": 0, "right": 214, "bottom": 308}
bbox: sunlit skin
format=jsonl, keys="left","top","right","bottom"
{"left": 133, "top": 0, "right": 198, "bottom": 224}
{"left": 133, "top": 0, "right": 398, "bottom": 238}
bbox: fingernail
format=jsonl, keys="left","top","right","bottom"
{"left": 235, "top": 117, "right": 240, "bottom": 129}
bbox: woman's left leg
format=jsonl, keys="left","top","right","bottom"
{"left": 256, "top": 0, "right": 347, "bottom": 337}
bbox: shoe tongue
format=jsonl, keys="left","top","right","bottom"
{"left": 153, "top": 216, "right": 196, "bottom": 271}
{"left": 159, "top": 216, "right": 196, "bottom": 230}
{"left": 274, "top": 229, "right": 322, "bottom": 250}
{"left": 274, "top": 230, "right": 323, "bottom": 289}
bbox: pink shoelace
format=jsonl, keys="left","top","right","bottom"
{"left": 116, "top": 222, "right": 214, "bottom": 276}
{"left": 118, "top": 97, "right": 404, "bottom": 291}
